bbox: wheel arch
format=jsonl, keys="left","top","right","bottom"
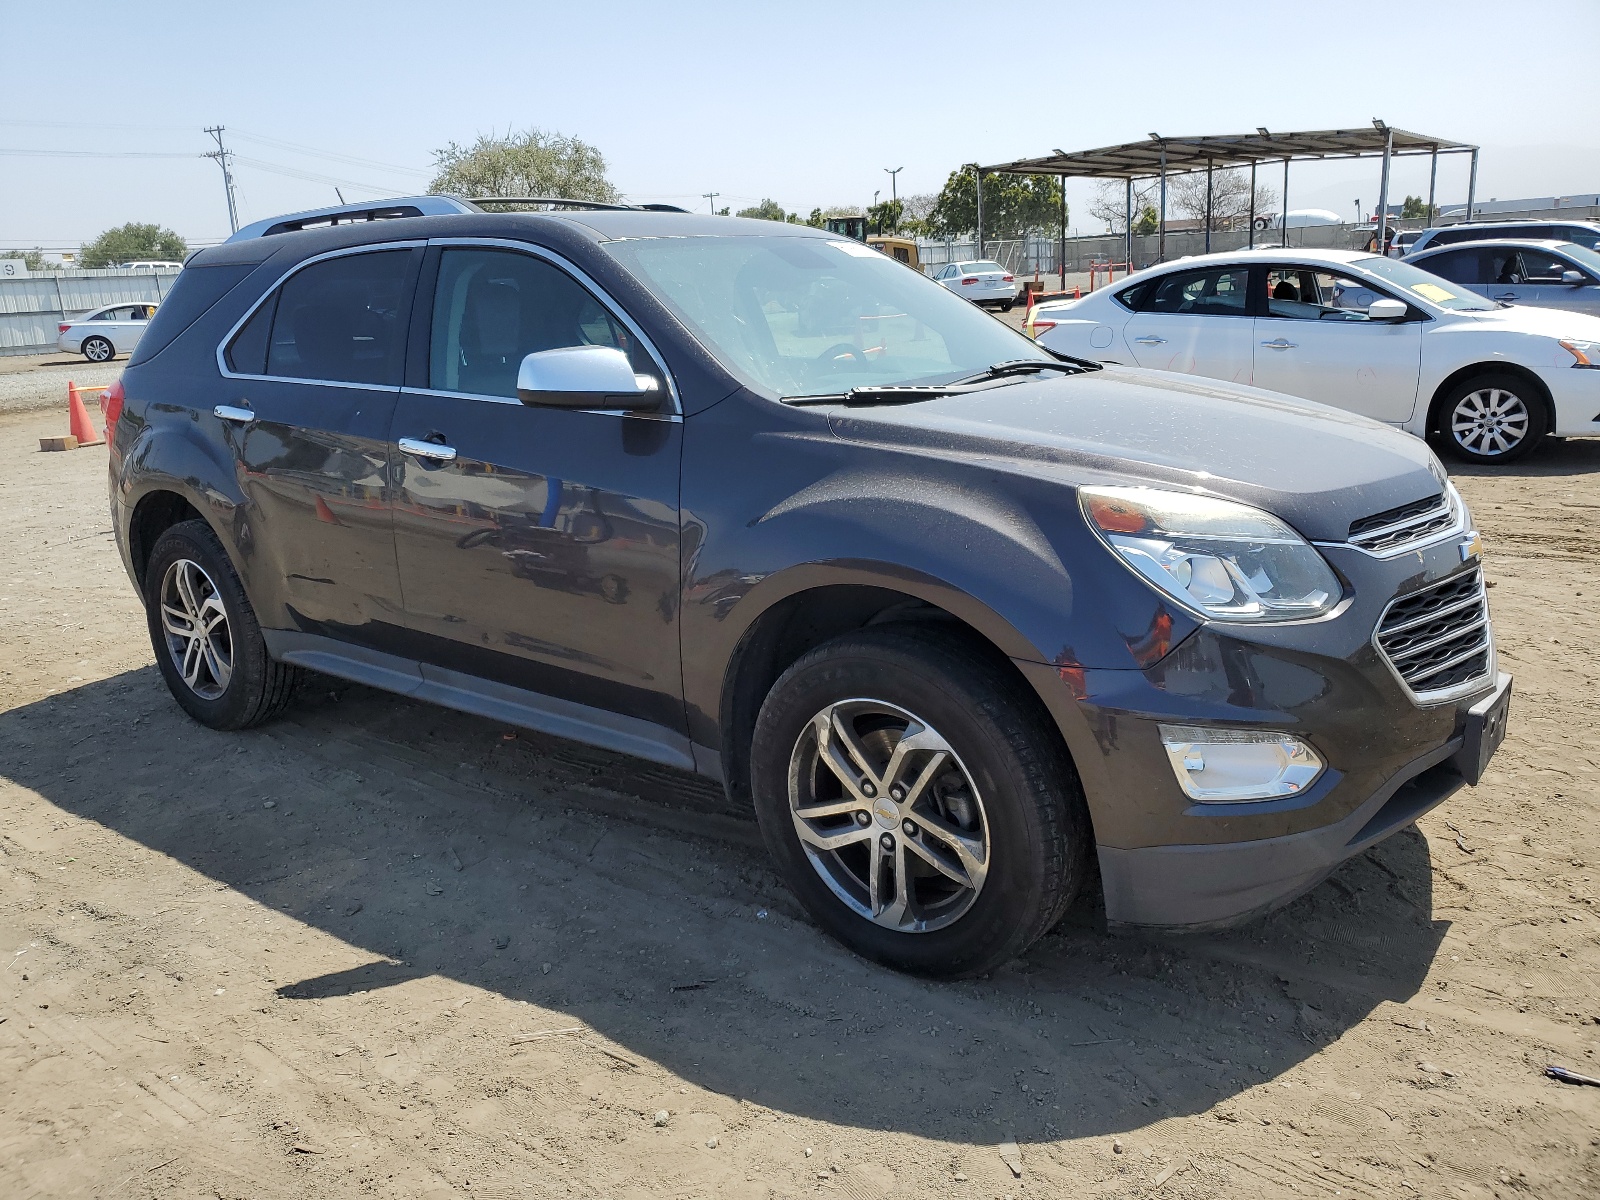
{"left": 715, "top": 575, "right": 1079, "bottom": 818}
{"left": 1425, "top": 360, "right": 1555, "bottom": 435}
{"left": 127, "top": 489, "right": 208, "bottom": 590}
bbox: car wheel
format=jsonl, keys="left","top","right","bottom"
{"left": 750, "top": 626, "right": 1090, "bottom": 978}
{"left": 1437, "top": 373, "right": 1548, "bottom": 464}
{"left": 144, "top": 519, "right": 301, "bottom": 730}
{"left": 1000, "top": 301, "right": 1015, "bottom": 312}
{"left": 82, "top": 336, "right": 115, "bottom": 363}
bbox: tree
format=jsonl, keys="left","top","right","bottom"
{"left": 1166, "top": 168, "right": 1275, "bottom": 230}
{"left": 924, "top": 170, "right": 1064, "bottom": 239}
{"left": 896, "top": 192, "right": 938, "bottom": 237}
{"left": 0, "top": 249, "right": 53, "bottom": 272}
{"left": 1088, "top": 180, "right": 1158, "bottom": 233}
{"left": 428, "top": 128, "right": 620, "bottom": 204}
{"left": 80, "top": 223, "right": 187, "bottom": 269}
{"left": 1401, "top": 194, "right": 1435, "bottom": 221}
{"left": 1132, "top": 204, "right": 1160, "bottom": 236}
{"left": 867, "top": 198, "right": 902, "bottom": 235}
{"left": 735, "top": 198, "right": 789, "bottom": 222}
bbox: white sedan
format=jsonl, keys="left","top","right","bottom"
{"left": 930, "top": 260, "right": 1017, "bottom": 310}
{"left": 1030, "top": 248, "right": 1600, "bottom": 463}
{"left": 57, "top": 302, "right": 157, "bottom": 363}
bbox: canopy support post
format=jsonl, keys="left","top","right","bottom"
{"left": 1375, "top": 123, "right": 1394, "bottom": 254}
{"left": 1248, "top": 160, "right": 1256, "bottom": 249}
{"left": 1281, "top": 158, "right": 1290, "bottom": 248}
{"left": 974, "top": 167, "right": 985, "bottom": 257}
{"left": 1427, "top": 145, "right": 1439, "bottom": 225}
{"left": 1158, "top": 145, "right": 1167, "bottom": 262}
{"left": 1204, "top": 159, "right": 1213, "bottom": 253}
{"left": 1125, "top": 177, "right": 1133, "bottom": 271}
{"left": 1058, "top": 179, "right": 1067, "bottom": 290}
{"left": 1466, "top": 149, "right": 1479, "bottom": 223}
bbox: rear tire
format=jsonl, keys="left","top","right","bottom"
{"left": 1000, "top": 301, "right": 1015, "bottom": 312}
{"left": 82, "top": 336, "right": 114, "bottom": 363}
{"left": 749, "top": 626, "right": 1090, "bottom": 978}
{"left": 1433, "top": 372, "right": 1548, "bottom": 464}
{"left": 143, "top": 519, "right": 301, "bottom": 730}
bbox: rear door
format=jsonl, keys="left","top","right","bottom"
{"left": 217, "top": 244, "right": 419, "bottom": 646}
{"left": 388, "top": 242, "right": 686, "bottom": 743}
{"left": 115, "top": 303, "right": 156, "bottom": 352}
{"left": 1251, "top": 265, "right": 1421, "bottom": 422}
{"left": 1120, "top": 264, "right": 1256, "bottom": 384}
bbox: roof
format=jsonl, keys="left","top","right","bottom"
{"left": 981, "top": 125, "right": 1476, "bottom": 179}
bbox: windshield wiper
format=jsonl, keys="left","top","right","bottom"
{"left": 784, "top": 384, "right": 970, "bottom": 407}
{"left": 956, "top": 357, "right": 1097, "bottom": 384}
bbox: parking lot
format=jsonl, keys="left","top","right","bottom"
{"left": 1, "top": 361, "right": 1597, "bottom": 1199}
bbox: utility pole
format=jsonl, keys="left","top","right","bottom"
{"left": 884, "top": 166, "right": 902, "bottom": 229}
{"left": 203, "top": 125, "right": 239, "bottom": 234}
{"left": 702, "top": 192, "right": 720, "bottom": 214}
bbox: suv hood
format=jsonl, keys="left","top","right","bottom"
{"left": 825, "top": 367, "right": 1444, "bottom": 543}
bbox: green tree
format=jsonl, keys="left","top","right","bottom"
{"left": 0, "top": 249, "right": 53, "bottom": 272}
{"left": 867, "top": 198, "right": 903, "bottom": 234}
{"left": 1132, "top": 204, "right": 1160, "bottom": 235}
{"left": 924, "top": 170, "right": 1064, "bottom": 239}
{"left": 735, "top": 198, "right": 789, "bottom": 221}
{"left": 79, "top": 223, "right": 187, "bottom": 269}
{"left": 1400, "top": 194, "right": 1435, "bottom": 221}
{"left": 428, "top": 128, "right": 620, "bottom": 204}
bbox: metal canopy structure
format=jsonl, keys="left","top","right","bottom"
{"left": 975, "top": 122, "right": 1480, "bottom": 267}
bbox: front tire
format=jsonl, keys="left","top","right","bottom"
{"left": 143, "top": 520, "right": 301, "bottom": 730}
{"left": 750, "top": 627, "right": 1090, "bottom": 978}
{"left": 1435, "top": 372, "right": 1548, "bottom": 464}
{"left": 82, "top": 336, "right": 114, "bottom": 363}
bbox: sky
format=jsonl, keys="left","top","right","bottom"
{"left": 3, "top": 0, "right": 1599, "bottom": 251}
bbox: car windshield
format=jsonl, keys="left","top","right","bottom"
{"left": 1353, "top": 255, "right": 1500, "bottom": 311}
{"left": 1554, "top": 242, "right": 1600, "bottom": 276}
{"left": 961, "top": 262, "right": 1006, "bottom": 274}
{"left": 604, "top": 235, "right": 1050, "bottom": 398}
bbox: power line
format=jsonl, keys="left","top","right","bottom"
{"left": 229, "top": 128, "right": 429, "bottom": 177}
{"left": 232, "top": 155, "right": 405, "bottom": 196}
{"left": 0, "top": 148, "right": 200, "bottom": 159}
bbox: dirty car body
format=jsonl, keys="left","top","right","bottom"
{"left": 106, "top": 208, "right": 1510, "bottom": 974}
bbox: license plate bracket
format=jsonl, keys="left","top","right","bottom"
{"left": 1450, "top": 673, "right": 1512, "bottom": 786}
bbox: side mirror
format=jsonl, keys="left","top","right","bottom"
{"left": 1366, "top": 298, "right": 1408, "bottom": 321}
{"left": 516, "top": 345, "right": 662, "bottom": 411}
{"left": 1562, "top": 269, "right": 1587, "bottom": 286}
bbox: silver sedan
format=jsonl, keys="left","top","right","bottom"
{"left": 1405, "top": 239, "right": 1600, "bottom": 317}
{"left": 57, "top": 302, "right": 158, "bottom": 362}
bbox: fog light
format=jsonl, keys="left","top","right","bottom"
{"left": 1158, "top": 725, "right": 1324, "bottom": 803}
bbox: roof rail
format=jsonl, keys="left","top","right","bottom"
{"left": 226, "top": 195, "right": 480, "bottom": 242}
{"left": 224, "top": 193, "right": 692, "bottom": 243}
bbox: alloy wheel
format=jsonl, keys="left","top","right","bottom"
{"left": 84, "top": 338, "right": 113, "bottom": 363}
{"left": 1451, "top": 387, "right": 1530, "bottom": 457}
{"left": 787, "top": 698, "right": 989, "bottom": 933}
{"left": 159, "top": 558, "right": 233, "bottom": 700}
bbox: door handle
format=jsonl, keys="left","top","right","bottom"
{"left": 1493, "top": 292, "right": 1518, "bottom": 301}
{"left": 398, "top": 436, "right": 457, "bottom": 463}
{"left": 214, "top": 404, "right": 254, "bottom": 423}
{"left": 1259, "top": 338, "right": 1297, "bottom": 349}
{"left": 1133, "top": 335, "right": 1167, "bottom": 345}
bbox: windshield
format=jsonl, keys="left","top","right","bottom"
{"left": 1556, "top": 242, "right": 1600, "bottom": 276}
{"left": 961, "top": 262, "right": 1007, "bottom": 274}
{"left": 604, "top": 235, "right": 1050, "bottom": 398}
{"left": 1353, "top": 255, "right": 1499, "bottom": 311}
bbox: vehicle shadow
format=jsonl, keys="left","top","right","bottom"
{"left": 1449, "top": 433, "right": 1600, "bottom": 478}
{"left": 2, "top": 666, "right": 1450, "bottom": 1144}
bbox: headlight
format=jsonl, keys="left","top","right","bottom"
{"left": 1558, "top": 338, "right": 1599, "bottom": 368}
{"left": 1080, "top": 486, "right": 1341, "bottom": 622}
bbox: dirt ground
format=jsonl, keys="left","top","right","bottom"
{"left": 1, "top": 374, "right": 1597, "bottom": 1200}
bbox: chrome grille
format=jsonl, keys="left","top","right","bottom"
{"left": 1348, "top": 491, "right": 1459, "bottom": 555}
{"left": 1375, "top": 566, "right": 1493, "bottom": 699}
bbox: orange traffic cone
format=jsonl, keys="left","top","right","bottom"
{"left": 1073, "top": 286, "right": 1081, "bottom": 300}
{"left": 314, "top": 495, "right": 343, "bottom": 525}
{"left": 67, "top": 382, "right": 104, "bottom": 446}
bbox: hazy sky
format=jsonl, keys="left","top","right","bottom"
{"left": 4, "top": 0, "right": 1598, "bottom": 249}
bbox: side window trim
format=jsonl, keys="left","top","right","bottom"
{"left": 408, "top": 235, "right": 681, "bottom": 416}
{"left": 215, "top": 240, "right": 427, "bottom": 391}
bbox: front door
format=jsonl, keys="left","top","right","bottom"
{"left": 390, "top": 244, "right": 685, "bottom": 740}
{"left": 1251, "top": 265, "right": 1422, "bottom": 423}
{"left": 217, "top": 245, "right": 418, "bottom": 645}
{"left": 1500, "top": 247, "right": 1600, "bottom": 316}
{"left": 1120, "top": 264, "right": 1256, "bottom": 385}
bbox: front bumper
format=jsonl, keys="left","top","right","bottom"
{"left": 1015, "top": 534, "right": 1509, "bottom": 929}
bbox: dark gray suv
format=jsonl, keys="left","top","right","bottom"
{"left": 104, "top": 202, "right": 1511, "bottom": 977}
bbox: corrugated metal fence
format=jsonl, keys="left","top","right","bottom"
{"left": 0, "top": 269, "right": 181, "bottom": 356}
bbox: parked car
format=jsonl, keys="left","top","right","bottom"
{"left": 931, "top": 260, "right": 1016, "bottom": 310}
{"left": 1404, "top": 239, "right": 1600, "bottom": 317}
{"left": 117, "top": 261, "right": 184, "bottom": 271}
{"left": 1388, "top": 229, "right": 1427, "bottom": 258}
{"left": 1407, "top": 219, "right": 1600, "bottom": 256}
{"left": 1030, "top": 247, "right": 1600, "bottom": 464}
{"left": 58, "top": 302, "right": 158, "bottom": 362}
{"left": 106, "top": 203, "right": 1510, "bottom": 977}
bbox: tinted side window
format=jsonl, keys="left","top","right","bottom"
{"left": 1558, "top": 226, "right": 1600, "bottom": 251}
{"left": 1418, "top": 248, "right": 1482, "bottom": 284}
{"left": 1115, "top": 280, "right": 1151, "bottom": 310}
{"left": 1141, "top": 267, "right": 1250, "bottom": 316}
{"left": 265, "top": 250, "right": 414, "bottom": 386}
{"left": 429, "top": 248, "right": 651, "bottom": 399}
{"left": 226, "top": 291, "right": 276, "bottom": 374}
{"left": 1431, "top": 228, "right": 1472, "bottom": 246}
{"left": 1518, "top": 249, "right": 1572, "bottom": 282}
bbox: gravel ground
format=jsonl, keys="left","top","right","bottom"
{"left": 1, "top": 372, "right": 1596, "bottom": 1198}
{"left": 0, "top": 356, "right": 123, "bottom": 417}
